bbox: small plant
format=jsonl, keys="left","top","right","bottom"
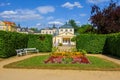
{"left": 58, "top": 43, "right": 63, "bottom": 46}
{"left": 71, "top": 36, "right": 76, "bottom": 42}
{"left": 79, "top": 49, "right": 87, "bottom": 55}
{"left": 62, "top": 57, "right": 72, "bottom": 64}
{"left": 71, "top": 48, "right": 77, "bottom": 52}
{"left": 52, "top": 47, "right": 58, "bottom": 53}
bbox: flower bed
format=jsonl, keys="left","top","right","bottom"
{"left": 44, "top": 52, "right": 90, "bottom": 64}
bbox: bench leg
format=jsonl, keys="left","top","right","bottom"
{"left": 17, "top": 53, "right": 22, "bottom": 56}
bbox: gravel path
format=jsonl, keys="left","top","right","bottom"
{"left": 0, "top": 53, "right": 120, "bottom": 80}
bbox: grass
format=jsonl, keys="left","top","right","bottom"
{"left": 4, "top": 55, "right": 120, "bottom": 71}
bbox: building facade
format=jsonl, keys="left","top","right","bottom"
{"left": 0, "top": 21, "right": 16, "bottom": 32}
{"left": 41, "top": 28, "right": 57, "bottom": 35}
{"left": 53, "top": 24, "right": 75, "bottom": 46}
{"left": 16, "top": 26, "right": 35, "bottom": 34}
{"left": 40, "top": 23, "right": 75, "bottom": 46}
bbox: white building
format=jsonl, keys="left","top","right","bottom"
{"left": 41, "top": 28, "right": 57, "bottom": 35}
{"left": 53, "top": 23, "right": 75, "bottom": 46}
{"left": 16, "top": 26, "right": 34, "bottom": 34}
{"left": 40, "top": 23, "right": 75, "bottom": 46}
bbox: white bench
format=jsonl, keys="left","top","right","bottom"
{"left": 16, "top": 49, "right": 25, "bottom": 56}
{"left": 24, "top": 48, "right": 39, "bottom": 54}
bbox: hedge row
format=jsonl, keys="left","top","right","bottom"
{"left": 27, "top": 34, "right": 52, "bottom": 52}
{"left": 103, "top": 34, "right": 120, "bottom": 57}
{"left": 0, "top": 31, "right": 53, "bottom": 58}
{"left": 76, "top": 33, "right": 120, "bottom": 58}
{"left": 0, "top": 31, "right": 28, "bottom": 58}
{"left": 76, "top": 34, "right": 106, "bottom": 53}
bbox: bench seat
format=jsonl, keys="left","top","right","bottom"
{"left": 24, "top": 48, "right": 39, "bottom": 54}
{"left": 16, "top": 49, "right": 25, "bottom": 56}
{"left": 16, "top": 48, "right": 39, "bottom": 56}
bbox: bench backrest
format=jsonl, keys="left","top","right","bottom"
{"left": 16, "top": 49, "right": 24, "bottom": 52}
{"left": 24, "top": 48, "right": 37, "bottom": 51}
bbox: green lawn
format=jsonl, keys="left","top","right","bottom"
{"left": 4, "top": 55, "right": 120, "bottom": 71}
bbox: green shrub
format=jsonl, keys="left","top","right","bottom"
{"left": 76, "top": 34, "right": 106, "bottom": 54}
{"left": 27, "top": 34, "right": 52, "bottom": 52}
{"left": 58, "top": 43, "right": 63, "bottom": 46}
{"left": 52, "top": 47, "right": 58, "bottom": 53}
{"left": 78, "top": 49, "right": 87, "bottom": 55}
{"left": 0, "top": 31, "right": 28, "bottom": 58}
{"left": 103, "top": 33, "right": 120, "bottom": 57}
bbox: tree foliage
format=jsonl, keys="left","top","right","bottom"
{"left": 77, "top": 24, "right": 96, "bottom": 34}
{"left": 90, "top": 0, "right": 120, "bottom": 34}
{"left": 29, "top": 28, "right": 38, "bottom": 32}
{"left": 68, "top": 19, "right": 78, "bottom": 33}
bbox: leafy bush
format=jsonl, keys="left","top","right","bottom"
{"left": 27, "top": 34, "right": 52, "bottom": 52}
{"left": 76, "top": 34, "right": 106, "bottom": 54}
{"left": 52, "top": 47, "right": 58, "bottom": 53}
{"left": 103, "top": 33, "right": 120, "bottom": 57}
{"left": 58, "top": 43, "right": 63, "bottom": 46}
{"left": 0, "top": 31, "right": 28, "bottom": 58}
{"left": 78, "top": 49, "right": 87, "bottom": 55}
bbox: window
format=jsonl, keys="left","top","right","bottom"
{"left": 70, "top": 29, "right": 72, "bottom": 31}
{"left": 61, "top": 29, "right": 63, "bottom": 31}
{"left": 65, "top": 29, "right": 68, "bottom": 31}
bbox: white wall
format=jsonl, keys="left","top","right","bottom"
{"left": 41, "top": 29, "right": 57, "bottom": 35}
{"left": 59, "top": 28, "right": 74, "bottom": 35}
{"left": 53, "top": 36, "right": 62, "bottom": 46}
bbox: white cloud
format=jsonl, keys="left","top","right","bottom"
{"left": 36, "top": 23, "right": 41, "bottom": 26}
{"left": 0, "top": 9, "right": 43, "bottom": 21}
{"left": 62, "top": 2, "right": 83, "bottom": 9}
{"left": 80, "top": 13, "right": 87, "bottom": 17}
{"left": 87, "top": 0, "right": 109, "bottom": 4}
{"left": 0, "top": 10, "right": 17, "bottom": 15}
{"left": 48, "top": 21, "right": 63, "bottom": 25}
{"left": 76, "top": 21, "right": 81, "bottom": 24}
{"left": 74, "top": 2, "right": 83, "bottom": 8}
{"left": 36, "top": 6, "right": 55, "bottom": 14}
{"left": 0, "top": 2, "right": 11, "bottom": 6}
{"left": 62, "top": 2, "right": 74, "bottom": 9}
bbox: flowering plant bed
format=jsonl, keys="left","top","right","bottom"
{"left": 44, "top": 52, "right": 90, "bottom": 64}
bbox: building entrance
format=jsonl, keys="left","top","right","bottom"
{"left": 63, "top": 38, "right": 70, "bottom": 45}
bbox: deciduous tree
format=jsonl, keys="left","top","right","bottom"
{"left": 90, "top": 0, "right": 120, "bottom": 34}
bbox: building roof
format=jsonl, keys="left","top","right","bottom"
{"left": 3, "top": 21, "right": 16, "bottom": 26}
{"left": 60, "top": 23, "right": 73, "bottom": 28}
{"left": 41, "top": 27, "right": 57, "bottom": 30}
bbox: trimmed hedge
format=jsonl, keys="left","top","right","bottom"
{"left": 103, "top": 34, "right": 120, "bottom": 57}
{"left": 0, "top": 31, "right": 52, "bottom": 58}
{"left": 76, "top": 33, "right": 120, "bottom": 58}
{"left": 0, "top": 31, "right": 28, "bottom": 58}
{"left": 76, "top": 34, "right": 106, "bottom": 54}
{"left": 27, "top": 34, "right": 52, "bottom": 52}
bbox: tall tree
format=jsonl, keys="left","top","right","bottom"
{"left": 68, "top": 19, "right": 78, "bottom": 33}
{"left": 52, "top": 24, "right": 57, "bottom": 28}
{"left": 90, "top": 0, "right": 120, "bottom": 34}
{"left": 77, "top": 24, "right": 96, "bottom": 34}
{"left": 30, "top": 28, "right": 38, "bottom": 32}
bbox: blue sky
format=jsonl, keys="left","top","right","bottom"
{"left": 0, "top": 0, "right": 112, "bottom": 29}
